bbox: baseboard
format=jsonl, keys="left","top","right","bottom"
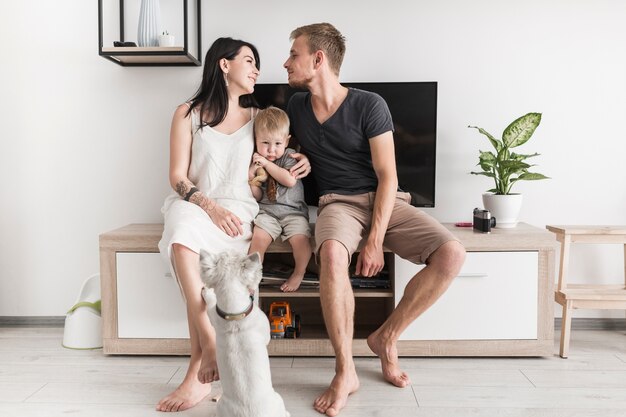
{"left": 0, "top": 316, "right": 65, "bottom": 326}
{"left": 554, "top": 317, "right": 626, "bottom": 331}
{"left": 1, "top": 316, "right": 624, "bottom": 331}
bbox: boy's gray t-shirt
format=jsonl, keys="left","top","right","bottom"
{"left": 258, "top": 148, "right": 309, "bottom": 219}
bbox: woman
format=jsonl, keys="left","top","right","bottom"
{"left": 157, "top": 37, "right": 309, "bottom": 412}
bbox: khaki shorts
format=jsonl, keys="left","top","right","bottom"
{"left": 315, "top": 192, "right": 460, "bottom": 264}
{"left": 254, "top": 212, "right": 311, "bottom": 242}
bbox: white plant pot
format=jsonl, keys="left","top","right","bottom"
{"left": 482, "top": 193, "right": 523, "bottom": 228}
{"left": 159, "top": 34, "right": 175, "bottom": 47}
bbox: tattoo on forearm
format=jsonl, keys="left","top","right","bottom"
{"left": 190, "top": 192, "right": 215, "bottom": 213}
{"left": 175, "top": 181, "right": 194, "bottom": 198}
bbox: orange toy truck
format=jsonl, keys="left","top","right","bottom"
{"left": 268, "top": 301, "right": 301, "bottom": 339}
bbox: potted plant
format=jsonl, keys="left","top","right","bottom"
{"left": 468, "top": 112, "right": 549, "bottom": 228}
{"left": 158, "top": 30, "right": 175, "bottom": 47}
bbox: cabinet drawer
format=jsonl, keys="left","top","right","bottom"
{"left": 395, "top": 251, "right": 538, "bottom": 340}
{"left": 117, "top": 253, "right": 189, "bottom": 338}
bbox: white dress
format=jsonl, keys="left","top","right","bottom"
{"left": 158, "top": 105, "right": 259, "bottom": 278}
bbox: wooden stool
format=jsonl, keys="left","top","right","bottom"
{"left": 546, "top": 225, "right": 626, "bottom": 358}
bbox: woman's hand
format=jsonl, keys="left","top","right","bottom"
{"left": 207, "top": 205, "right": 244, "bottom": 237}
{"left": 288, "top": 152, "right": 311, "bottom": 179}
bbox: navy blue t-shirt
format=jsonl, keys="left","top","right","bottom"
{"left": 286, "top": 88, "right": 394, "bottom": 196}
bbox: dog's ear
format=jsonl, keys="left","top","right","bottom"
{"left": 242, "top": 252, "right": 263, "bottom": 289}
{"left": 199, "top": 249, "right": 218, "bottom": 288}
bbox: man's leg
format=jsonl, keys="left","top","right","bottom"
{"left": 314, "top": 240, "right": 360, "bottom": 417}
{"left": 367, "top": 240, "right": 465, "bottom": 386}
{"left": 157, "top": 244, "right": 215, "bottom": 412}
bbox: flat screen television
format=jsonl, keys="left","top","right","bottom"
{"left": 252, "top": 82, "right": 437, "bottom": 207}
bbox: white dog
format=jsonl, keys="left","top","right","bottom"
{"left": 199, "top": 250, "right": 290, "bottom": 417}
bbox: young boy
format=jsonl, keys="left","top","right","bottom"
{"left": 248, "top": 107, "right": 312, "bottom": 292}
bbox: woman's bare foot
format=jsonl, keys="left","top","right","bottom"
{"left": 280, "top": 271, "right": 304, "bottom": 292}
{"left": 313, "top": 369, "right": 360, "bottom": 416}
{"left": 367, "top": 329, "right": 410, "bottom": 387}
{"left": 197, "top": 349, "right": 219, "bottom": 384}
{"left": 156, "top": 378, "right": 212, "bottom": 412}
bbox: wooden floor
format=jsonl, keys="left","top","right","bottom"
{"left": 1, "top": 326, "right": 625, "bottom": 416}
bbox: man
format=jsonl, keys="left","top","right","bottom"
{"left": 284, "top": 23, "right": 466, "bottom": 417}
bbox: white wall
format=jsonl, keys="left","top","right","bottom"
{"left": 1, "top": 0, "right": 625, "bottom": 317}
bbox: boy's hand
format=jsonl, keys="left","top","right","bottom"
{"left": 252, "top": 152, "right": 269, "bottom": 168}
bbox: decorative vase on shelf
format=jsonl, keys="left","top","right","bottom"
{"left": 137, "top": 0, "right": 161, "bottom": 47}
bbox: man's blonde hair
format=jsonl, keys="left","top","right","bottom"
{"left": 290, "top": 22, "right": 346, "bottom": 76}
{"left": 254, "top": 106, "right": 290, "bottom": 138}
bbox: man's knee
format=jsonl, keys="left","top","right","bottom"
{"left": 428, "top": 241, "right": 465, "bottom": 279}
{"left": 318, "top": 240, "right": 350, "bottom": 276}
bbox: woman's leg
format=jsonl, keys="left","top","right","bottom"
{"left": 156, "top": 243, "right": 216, "bottom": 412}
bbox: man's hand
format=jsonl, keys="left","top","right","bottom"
{"left": 288, "top": 152, "right": 311, "bottom": 179}
{"left": 355, "top": 241, "right": 385, "bottom": 277}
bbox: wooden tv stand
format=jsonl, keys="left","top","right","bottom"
{"left": 100, "top": 223, "right": 556, "bottom": 356}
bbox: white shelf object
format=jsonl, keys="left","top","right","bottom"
{"left": 395, "top": 251, "right": 538, "bottom": 340}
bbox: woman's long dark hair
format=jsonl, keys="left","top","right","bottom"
{"left": 187, "top": 37, "right": 260, "bottom": 129}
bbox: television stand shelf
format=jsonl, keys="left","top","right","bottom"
{"left": 100, "top": 223, "right": 556, "bottom": 356}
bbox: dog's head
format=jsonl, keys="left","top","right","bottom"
{"left": 199, "top": 250, "right": 262, "bottom": 312}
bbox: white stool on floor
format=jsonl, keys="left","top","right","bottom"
{"left": 546, "top": 225, "right": 626, "bottom": 358}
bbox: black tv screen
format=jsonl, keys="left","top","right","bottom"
{"left": 252, "top": 82, "right": 437, "bottom": 207}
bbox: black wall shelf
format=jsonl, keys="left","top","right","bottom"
{"left": 98, "top": 0, "right": 202, "bottom": 67}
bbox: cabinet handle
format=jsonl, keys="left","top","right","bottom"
{"left": 457, "top": 273, "right": 488, "bottom": 279}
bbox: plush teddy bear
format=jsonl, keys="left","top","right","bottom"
{"left": 248, "top": 167, "right": 268, "bottom": 187}
{"left": 248, "top": 167, "right": 277, "bottom": 201}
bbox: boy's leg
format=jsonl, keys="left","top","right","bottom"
{"left": 248, "top": 226, "right": 273, "bottom": 262}
{"left": 281, "top": 234, "right": 312, "bottom": 292}
{"left": 249, "top": 213, "right": 281, "bottom": 262}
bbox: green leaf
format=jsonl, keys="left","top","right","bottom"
{"left": 478, "top": 151, "right": 496, "bottom": 170}
{"left": 511, "top": 172, "right": 550, "bottom": 182}
{"left": 470, "top": 171, "right": 496, "bottom": 178}
{"left": 502, "top": 113, "right": 542, "bottom": 148}
{"left": 479, "top": 151, "right": 496, "bottom": 162}
{"left": 500, "top": 160, "right": 531, "bottom": 171}
{"left": 510, "top": 152, "right": 540, "bottom": 161}
{"left": 468, "top": 125, "right": 502, "bottom": 152}
{"left": 487, "top": 188, "right": 500, "bottom": 194}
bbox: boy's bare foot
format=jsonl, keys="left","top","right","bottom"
{"left": 156, "top": 379, "right": 212, "bottom": 412}
{"left": 367, "top": 329, "right": 411, "bottom": 387}
{"left": 197, "top": 349, "right": 219, "bottom": 383}
{"left": 313, "top": 369, "right": 360, "bottom": 416}
{"left": 280, "top": 271, "right": 304, "bottom": 292}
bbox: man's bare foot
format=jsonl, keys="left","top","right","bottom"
{"left": 197, "top": 349, "right": 219, "bottom": 384}
{"left": 313, "top": 369, "right": 360, "bottom": 416}
{"left": 156, "top": 379, "right": 212, "bottom": 412}
{"left": 367, "top": 330, "right": 411, "bottom": 387}
{"left": 280, "top": 271, "right": 304, "bottom": 292}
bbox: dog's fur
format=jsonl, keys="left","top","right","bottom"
{"left": 200, "top": 250, "right": 290, "bottom": 417}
